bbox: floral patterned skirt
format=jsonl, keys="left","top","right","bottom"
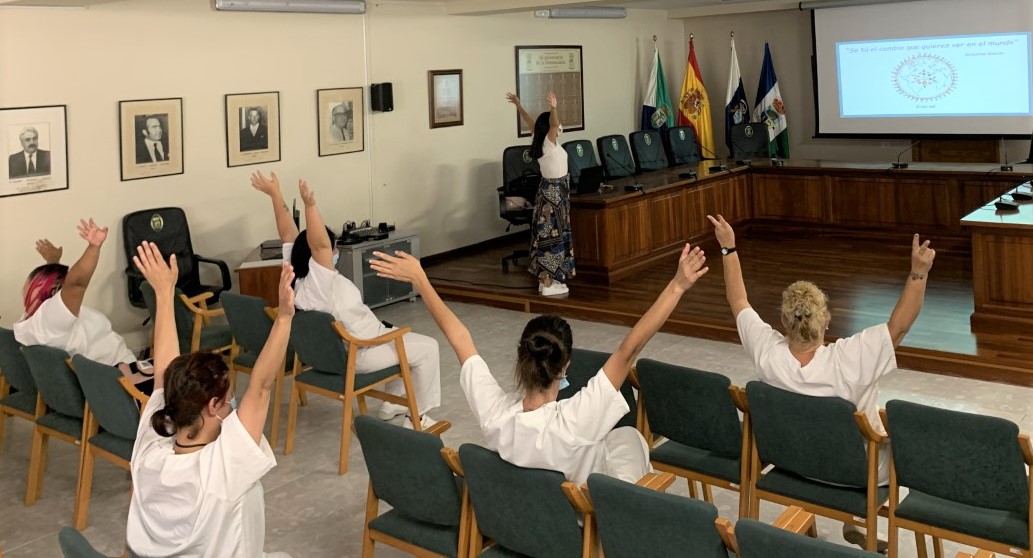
{"left": 528, "top": 175, "right": 576, "bottom": 284}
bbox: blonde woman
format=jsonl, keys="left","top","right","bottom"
{"left": 708, "top": 214, "right": 935, "bottom": 549}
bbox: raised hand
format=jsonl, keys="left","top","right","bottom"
{"left": 251, "top": 170, "right": 281, "bottom": 197}
{"left": 132, "top": 242, "right": 178, "bottom": 295}
{"left": 911, "top": 234, "right": 935, "bottom": 275}
{"left": 35, "top": 238, "right": 63, "bottom": 264}
{"left": 546, "top": 91, "right": 558, "bottom": 109}
{"left": 369, "top": 250, "right": 426, "bottom": 285}
{"left": 672, "top": 244, "right": 709, "bottom": 293}
{"left": 77, "top": 218, "right": 108, "bottom": 247}
{"left": 505, "top": 92, "right": 521, "bottom": 107}
{"left": 707, "top": 214, "right": 735, "bottom": 247}
{"left": 276, "top": 263, "right": 296, "bottom": 318}
{"left": 299, "top": 179, "right": 316, "bottom": 207}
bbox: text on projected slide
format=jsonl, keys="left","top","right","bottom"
{"left": 836, "top": 33, "right": 1032, "bottom": 118}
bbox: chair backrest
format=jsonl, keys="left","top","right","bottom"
{"left": 597, "top": 135, "right": 635, "bottom": 178}
{"left": 72, "top": 355, "right": 140, "bottom": 441}
{"left": 221, "top": 292, "right": 273, "bottom": 356}
{"left": 636, "top": 359, "right": 742, "bottom": 457}
{"left": 354, "top": 415, "right": 463, "bottom": 527}
{"left": 139, "top": 281, "right": 194, "bottom": 354}
{"left": 123, "top": 207, "right": 199, "bottom": 308}
{"left": 0, "top": 326, "right": 37, "bottom": 397}
{"left": 22, "top": 345, "right": 84, "bottom": 419}
{"left": 459, "top": 443, "right": 583, "bottom": 557}
{"left": 58, "top": 527, "right": 107, "bottom": 558}
{"left": 558, "top": 348, "right": 637, "bottom": 430}
{"left": 629, "top": 131, "right": 669, "bottom": 173}
{"left": 736, "top": 519, "right": 881, "bottom": 558}
{"left": 502, "top": 145, "right": 541, "bottom": 186}
{"left": 588, "top": 473, "right": 728, "bottom": 558}
{"left": 886, "top": 399, "right": 1030, "bottom": 514}
{"left": 729, "top": 123, "right": 770, "bottom": 159}
{"left": 666, "top": 126, "right": 702, "bottom": 165}
{"left": 746, "top": 381, "right": 868, "bottom": 487}
{"left": 562, "top": 139, "right": 598, "bottom": 185}
{"left": 290, "top": 310, "right": 348, "bottom": 376}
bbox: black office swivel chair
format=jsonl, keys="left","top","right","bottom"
{"left": 629, "top": 130, "right": 669, "bottom": 173}
{"left": 562, "top": 139, "right": 598, "bottom": 187}
{"left": 666, "top": 126, "right": 703, "bottom": 166}
{"left": 597, "top": 135, "right": 636, "bottom": 179}
{"left": 497, "top": 146, "right": 541, "bottom": 272}
{"left": 729, "top": 123, "right": 771, "bottom": 160}
{"left": 122, "top": 207, "right": 231, "bottom": 309}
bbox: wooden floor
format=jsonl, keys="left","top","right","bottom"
{"left": 426, "top": 225, "right": 1033, "bottom": 386}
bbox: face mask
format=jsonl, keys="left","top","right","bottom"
{"left": 230, "top": 396, "right": 238, "bottom": 410}
{"left": 559, "top": 375, "right": 570, "bottom": 390}
{"left": 332, "top": 251, "right": 340, "bottom": 267}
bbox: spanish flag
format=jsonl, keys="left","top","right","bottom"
{"left": 677, "top": 37, "right": 717, "bottom": 159}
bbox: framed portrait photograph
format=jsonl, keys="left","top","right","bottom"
{"left": 226, "top": 91, "right": 281, "bottom": 167}
{"left": 428, "top": 69, "right": 464, "bottom": 129}
{"left": 317, "top": 87, "right": 364, "bottom": 156}
{"left": 514, "top": 45, "right": 585, "bottom": 137}
{"left": 119, "top": 98, "right": 184, "bottom": 182}
{"left": 0, "top": 105, "right": 68, "bottom": 198}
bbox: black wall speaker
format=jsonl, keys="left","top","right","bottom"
{"left": 371, "top": 83, "right": 394, "bottom": 112}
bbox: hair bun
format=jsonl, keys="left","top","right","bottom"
{"left": 524, "top": 333, "right": 558, "bottom": 361}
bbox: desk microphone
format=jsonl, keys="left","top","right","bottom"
{"left": 891, "top": 140, "right": 921, "bottom": 169}
{"left": 1001, "top": 138, "right": 1013, "bottom": 172}
{"left": 605, "top": 152, "right": 644, "bottom": 191}
{"left": 696, "top": 144, "right": 727, "bottom": 172}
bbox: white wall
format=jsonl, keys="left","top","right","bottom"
{"left": 0, "top": 0, "right": 683, "bottom": 345}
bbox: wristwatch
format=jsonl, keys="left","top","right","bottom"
{"left": 720, "top": 246, "right": 737, "bottom": 256}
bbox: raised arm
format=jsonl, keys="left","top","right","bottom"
{"left": 546, "top": 91, "right": 560, "bottom": 142}
{"left": 132, "top": 242, "right": 179, "bottom": 390}
{"left": 237, "top": 263, "right": 295, "bottom": 443}
{"left": 369, "top": 251, "right": 478, "bottom": 364}
{"left": 298, "top": 180, "right": 335, "bottom": 271}
{"left": 601, "top": 244, "right": 709, "bottom": 390}
{"left": 708, "top": 215, "right": 750, "bottom": 317}
{"left": 35, "top": 239, "right": 63, "bottom": 264}
{"left": 60, "top": 219, "right": 108, "bottom": 317}
{"left": 506, "top": 92, "right": 536, "bottom": 131}
{"left": 251, "top": 170, "right": 299, "bottom": 243}
{"left": 886, "top": 234, "right": 935, "bottom": 347}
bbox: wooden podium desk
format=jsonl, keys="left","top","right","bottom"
{"left": 961, "top": 183, "right": 1033, "bottom": 334}
{"left": 571, "top": 159, "right": 1033, "bottom": 283}
{"left": 236, "top": 246, "right": 282, "bottom": 307}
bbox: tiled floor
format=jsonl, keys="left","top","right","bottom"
{"left": 1, "top": 300, "right": 1031, "bottom": 557}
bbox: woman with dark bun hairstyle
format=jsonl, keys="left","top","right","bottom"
{"left": 370, "top": 243, "right": 709, "bottom": 484}
{"left": 126, "top": 242, "right": 295, "bottom": 558}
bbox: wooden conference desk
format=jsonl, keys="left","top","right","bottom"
{"left": 571, "top": 159, "right": 1033, "bottom": 282}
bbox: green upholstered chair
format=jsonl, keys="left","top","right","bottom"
{"left": 354, "top": 414, "right": 467, "bottom": 557}
{"left": 557, "top": 348, "right": 640, "bottom": 431}
{"left": 745, "top": 381, "right": 888, "bottom": 552}
{"left": 21, "top": 345, "right": 86, "bottom": 508}
{"left": 736, "top": 518, "right": 881, "bottom": 558}
{"left": 636, "top": 359, "right": 751, "bottom": 518}
{"left": 562, "top": 139, "right": 599, "bottom": 186}
{"left": 884, "top": 400, "right": 1033, "bottom": 558}
{"left": 70, "top": 355, "right": 142, "bottom": 530}
{"left": 220, "top": 291, "right": 304, "bottom": 450}
{"left": 0, "top": 326, "right": 39, "bottom": 454}
{"left": 629, "top": 130, "right": 669, "bottom": 173}
{"left": 666, "top": 126, "right": 702, "bottom": 166}
{"left": 140, "top": 281, "right": 232, "bottom": 356}
{"left": 597, "top": 134, "right": 636, "bottom": 179}
{"left": 588, "top": 472, "right": 728, "bottom": 558}
{"left": 58, "top": 527, "right": 108, "bottom": 558}
{"left": 458, "top": 443, "right": 596, "bottom": 558}
{"left": 285, "top": 310, "right": 420, "bottom": 475}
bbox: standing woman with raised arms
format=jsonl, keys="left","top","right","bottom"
{"left": 507, "top": 91, "right": 575, "bottom": 296}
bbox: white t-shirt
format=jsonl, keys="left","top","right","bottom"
{"left": 736, "top": 308, "right": 896, "bottom": 435}
{"left": 284, "top": 242, "right": 384, "bottom": 340}
{"left": 14, "top": 295, "right": 135, "bottom": 366}
{"left": 127, "top": 389, "right": 278, "bottom": 558}
{"left": 460, "top": 355, "right": 629, "bottom": 484}
{"left": 538, "top": 128, "right": 568, "bottom": 180}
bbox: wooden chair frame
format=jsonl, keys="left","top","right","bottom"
{"left": 284, "top": 324, "right": 421, "bottom": 475}
{"left": 359, "top": 422, "right": 467, "bottom": 558}
{"left": 25, "top": 392, "right": 88, "bottom": 507}
{"left": 883, "top": 408, "right": 1033, "bottom": 558}
{"left": 716, "top": 505, "right": 818, "bottom": 556}
{"left": 179, "top": 292, "right": 232, "bottom": 355}
{"left": 0, "top": 369, "right": 38, "bottom": 456}
{"left": 747, "top": 409, "right": 888, "bottom": 553}
{"left": 957, "top": 552, "right": 998, "bottom": 558}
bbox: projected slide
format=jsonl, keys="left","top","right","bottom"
{"left": 836, "top": 32, "right": 1032, "bottom": 118}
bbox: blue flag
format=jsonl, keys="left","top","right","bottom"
{"left": 724, "top": 36, "right": 750, "bottom": 155}
{"left": 641, "top": 47, "right": 674, "bottom": 132}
